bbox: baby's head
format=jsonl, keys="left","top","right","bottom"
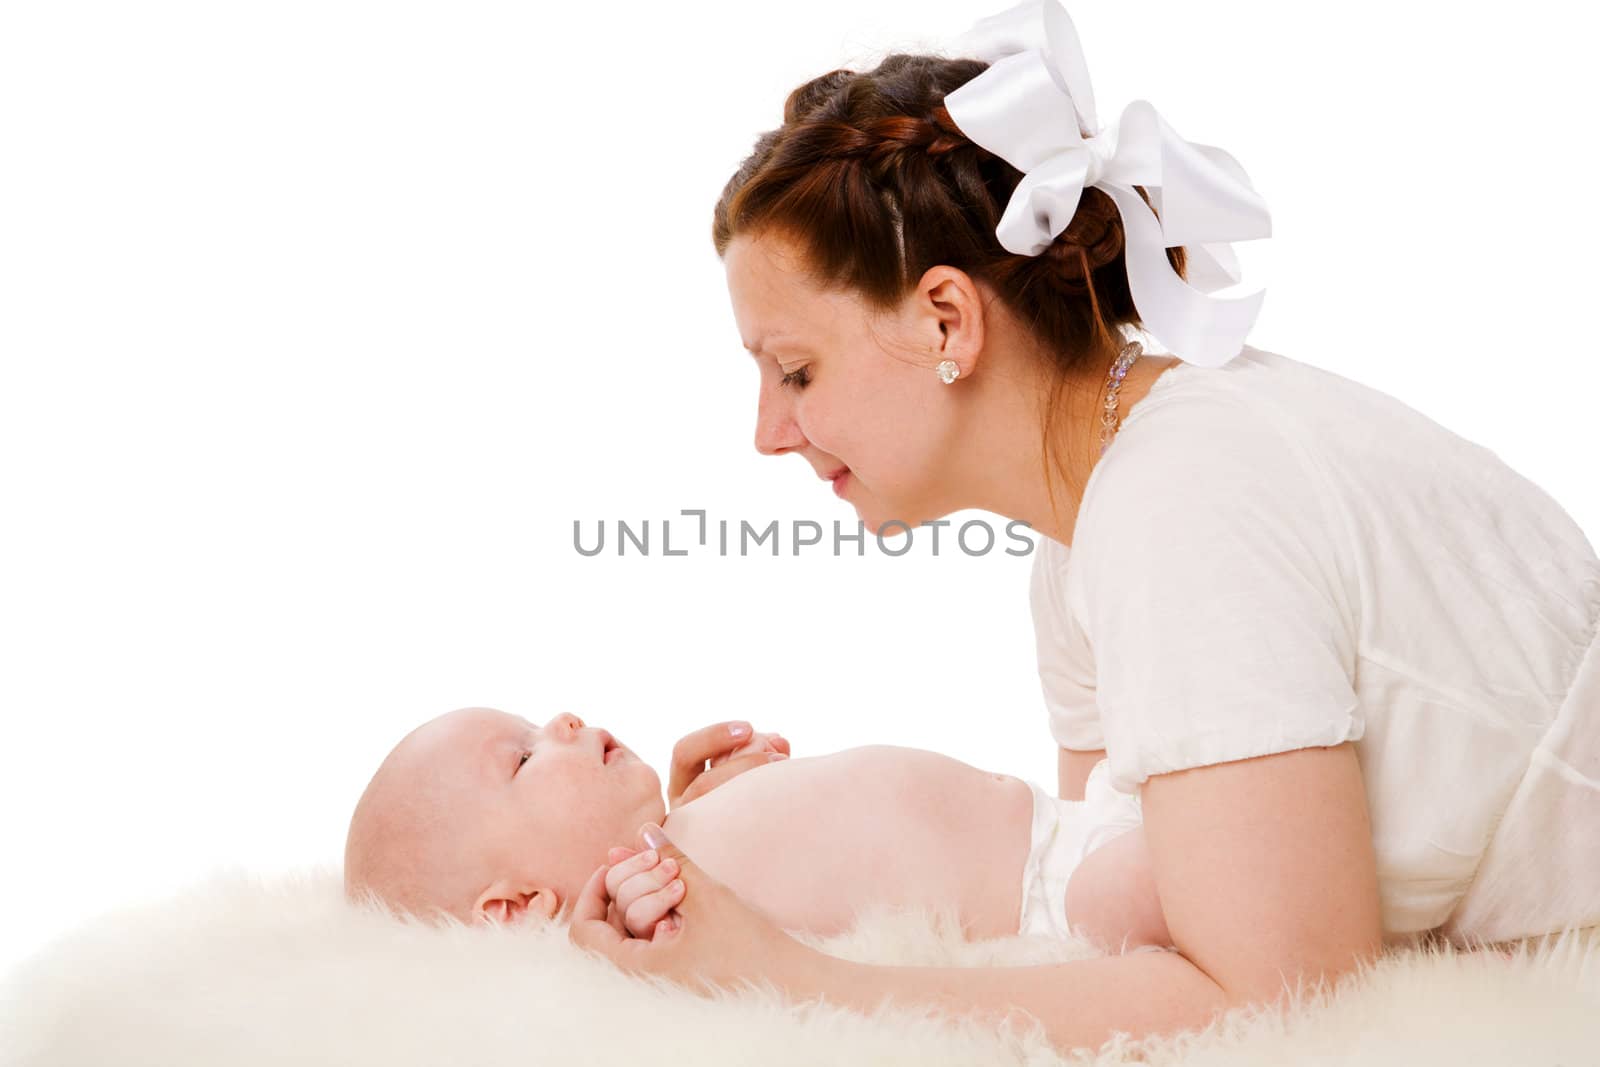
{"left": 343, "top": 707, "right": 664, "bottom": 926}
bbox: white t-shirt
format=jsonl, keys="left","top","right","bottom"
{"left": 1029, "top": 344, "right": 1600, "bottom": 940}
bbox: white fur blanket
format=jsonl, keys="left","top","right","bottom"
{"left": 3, "top": 867, "right": 1597, "bottom": 1066}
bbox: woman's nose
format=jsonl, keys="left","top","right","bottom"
{"left": 754, "top": 385, "right": 806, "bottom": 457}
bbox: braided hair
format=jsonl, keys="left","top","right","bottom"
{"left": 711, "top": 53, "right": 1187, "bottom": 511}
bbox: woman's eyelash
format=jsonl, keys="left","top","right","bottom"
{"left": 779, "top": 366, "right": 811, "bottom": 389}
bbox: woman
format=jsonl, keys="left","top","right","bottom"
{"left": 569, "top": 1, "right": 1600, "bottom": 1052}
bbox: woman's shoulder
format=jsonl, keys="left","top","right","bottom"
{"left": 1115, "top": 342, "right": 1515, "bottom": 477}
{"left": 1117, "top": 343, "right": 1447, "bottom": 441}
{"left": 1067, "top": 349, "right": 1364, "bottom": 620}
{"left": 1101, "top": 343, "right": 1597, "bottom": 571}
{"left": 1079, "top": 349, "right": 1343, "bottom": 535}
{"left": 1080, "top": 342, "right": 1527, "bottom": 552}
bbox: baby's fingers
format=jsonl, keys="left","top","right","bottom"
{"left": 603, "top": 848, "right": 660, "bottom": 901}
{"left": 615, "top": 859, "right": 682, "bottom": 937}
{"left": 625, "top": 874, "right": 686, "bottom": 940}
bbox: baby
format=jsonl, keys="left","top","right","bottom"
{"left": 343, "top": 707, "right": 1172, "bottom": 954}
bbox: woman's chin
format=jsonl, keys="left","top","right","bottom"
{"left": 843, "top": 481, "right": 943, "bottom": 538}
{"left": 859, "top": 515, "right": 895, "bottom": 538}
{"left": 858, "top": 510, "right": 923, "bottom": 539}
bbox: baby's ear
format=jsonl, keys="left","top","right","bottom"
{"left": 474, "top": 882, "right": 560, "bottom": 925}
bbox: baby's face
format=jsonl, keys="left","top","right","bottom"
{"left": 348, "top": 706, "right": 665, "bottom": 923}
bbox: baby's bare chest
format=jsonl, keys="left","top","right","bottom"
{"left": 666, "top": 747, "right": 1033, "bottom": 937}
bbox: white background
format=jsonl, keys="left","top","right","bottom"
{"left": 2, "top": 1, "right": 1596, "bottom": 975}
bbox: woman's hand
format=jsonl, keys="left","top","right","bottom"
{"left": 570, "top": 823, "right": 817, "bottom": 995}
{"left": 669, "top": 721, "right": 790, "bottom": 810}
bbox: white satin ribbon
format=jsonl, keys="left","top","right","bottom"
{"left": 944, "top": 0, "right": 1271, "bottom": 368}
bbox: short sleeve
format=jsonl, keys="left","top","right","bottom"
{"left": 1072, "top": 400, "right": 1364, "bottom": 795}
{"left": 1029, "top": 534, "right": 1105, "bottom": 751}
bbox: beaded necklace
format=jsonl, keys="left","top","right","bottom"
{"left": 1098, "top": 339, "right": 1145, "bottom": 457}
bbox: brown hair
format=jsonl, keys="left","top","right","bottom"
{"left": 711, "top": 52, "right": 1187, "bottom": 518}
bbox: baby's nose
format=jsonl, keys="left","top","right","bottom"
{"left": 547, "top": 712, "right": 585, "bottom": 735}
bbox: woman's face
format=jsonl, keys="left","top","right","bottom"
{"left": 723, "top": 232, "right": 968, "bottom": 534}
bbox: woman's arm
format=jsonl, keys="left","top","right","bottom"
{"left": 1142, "top": 742, "right": 1384, "bottom": 1001}
{"left": 1063, "top": 826, "right": 1172, "bottom": 953}
{"left": 782, "top": 743, "right": 1383, "bottom": 1048}
{"left": 782, "top": 927, "right": 1226, "bottom": 1048}
{"left": 573, "top": 742, "right": 1384, "bottom": 1054}
{"left": 1058, "top": 745, "right": 1107, "bottom": 800}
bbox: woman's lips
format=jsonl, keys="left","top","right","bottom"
{"left": 831, "top": 469, "right": 850, "bottom": 497}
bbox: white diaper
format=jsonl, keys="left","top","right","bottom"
{"left": 1016, "top": 759, "right": 1146, "bottom": 942}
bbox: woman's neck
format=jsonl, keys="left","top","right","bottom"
{"left": 948, "top": 345, "right": 1180, "bottom": 547}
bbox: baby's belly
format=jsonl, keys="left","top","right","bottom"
{"left": 666, "top": 746, "right": 1035, "bottom": 939}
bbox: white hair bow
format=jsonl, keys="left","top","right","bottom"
{"left": 943, "top": 0, "right": 1270, "bottom": 368}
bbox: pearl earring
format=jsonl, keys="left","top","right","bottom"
{"left": 936, "top": 359, "right": 960, "bottom": 385}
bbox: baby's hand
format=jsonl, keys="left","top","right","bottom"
{"left": 603, "top": 845, "right": 684, "bottom": 940}
{"left": 709, "top": 730, "right": 788, "bottom": 767}
{"left": 668, "top": 721, "right": 791, "bottom": 810}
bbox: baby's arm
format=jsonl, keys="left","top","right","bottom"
{"left": 1062, "top": 825, "right": 1173, "bottom": 954}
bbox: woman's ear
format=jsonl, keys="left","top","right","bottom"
{"left": 474, "top": 881, "right": 561, "bottom": 925}
{"left": 918, "top": 266, "right": 987, "bottom": 375}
